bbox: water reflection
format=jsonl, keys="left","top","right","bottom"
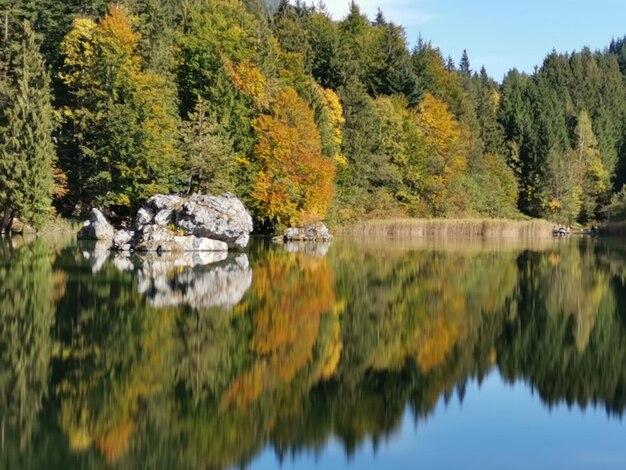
{"left": 0, "top": 236, "right": 624, "bottom": 468}
{"left": 128, "top": 252, "right": 250, "bottom": 309}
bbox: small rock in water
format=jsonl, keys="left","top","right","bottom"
{"left": 10, "top": 218, "right": 36, "bottom": 235}
{"left": 112, "top": 229, "right": 135, "bottom": 252}
{"left": 283, "top": 222, "right": 332, "bottom": 242}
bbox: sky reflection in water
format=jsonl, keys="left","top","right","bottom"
{"left": 253, "top": 371, "right": 626, "bottom": 470}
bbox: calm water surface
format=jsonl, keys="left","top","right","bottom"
{"left": 0, "top": 235, "right": 625, "bottom": 469}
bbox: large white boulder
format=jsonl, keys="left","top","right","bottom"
{"left": 176, "top": 193, "right": 253, "bottom": 249}
{"left": 77, "top": 208, "right": 115, "bottom": 240}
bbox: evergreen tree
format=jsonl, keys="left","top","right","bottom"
{"left": 499, "top": 69, "right": 539, "bottom": 215}
{"left": 0, "top": 21, "right": 55, "bottom": 229}
{"left": 374, "top": 7, "right": 385, "bottom": 26}
{"left": 307, "top": 11, "right": 344, "bottom": 89}
{"left": 459, "top": 49, "right": 470, "bottom": 76}
{"left": 475, "top": 67, "right": 505, "bottom": 156}
{"left": 337, "top": 78, "right": 396, "bottom": 217}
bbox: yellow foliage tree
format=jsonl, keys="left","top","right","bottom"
{"left": 59, "top": 5, "right": 180, "bottom": 210}
{"left": 414, "top": 93, "right": 470, "bottom": 216}
{"left": 251, "top": 87, "right": 336, "bottom": 227}
{"left": 320, "top": 87, "right": 346, "bottom": 165}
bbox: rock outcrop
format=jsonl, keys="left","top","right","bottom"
{"left": 77, "top": 208, "right": 115, "bottom": 240}
{"left": 120, "top": 224, "right": 228, "bottom": 253}
{"left": 176, "top": 194, "right": 253, "bottom": 249}
{"left": 283, "top": 222, "right": 332, "bottom": 242}
{"left": 81, "top": 193, "right": 253, "bottom": 253}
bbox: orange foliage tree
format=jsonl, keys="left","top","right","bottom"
{"left": 251, "top": 87, "right": 336, "bottom": 227}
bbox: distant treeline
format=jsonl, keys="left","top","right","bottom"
{"left": 2, "top": 0, "right": 626, "bottom": 229}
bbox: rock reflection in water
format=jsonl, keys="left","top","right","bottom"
{"left": 284, "top": 241, "right": 331, "bottom": 257}
{"left": 81, "top": 240, "right": 112, "bottom": 273}
{"left": 115, "top": 251, "right": 252, "bottom": 309}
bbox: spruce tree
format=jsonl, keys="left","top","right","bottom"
{"left": 459, "top": 49, "right": 471, "bottom": 76}
{"left": 0, "top": 21, "right": 55, "bottom": 230}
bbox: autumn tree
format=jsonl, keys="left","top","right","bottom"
{"left": 575, "top": 111, "right": 609, "bottom": 221}
{"left": 251, "top": 87, "right": 335, "bottom": 227}
{"left": 414, "top": 93, "right": 470, "bottom": 216}
{"left": 373, "top": 96, "right": 422, "bottom": 212}
{"left": 59, "top": 5, "right": 180, "bottom": 212}
{"left": 547, "top": 111, "right": 609, "bottom": 223}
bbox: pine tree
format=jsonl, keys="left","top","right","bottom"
{"left": 0, "top": 21, "right": 55, "bottom": 230}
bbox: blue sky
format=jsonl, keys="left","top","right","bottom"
{"left": 322, "top": 0, "right": 626, "bottom": 81}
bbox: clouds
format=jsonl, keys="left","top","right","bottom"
{"left": 322, "top": 0, "right": 436, "bottom": 26}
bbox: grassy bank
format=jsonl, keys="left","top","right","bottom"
{"left": 40, "top": 217, "right": 84, "bottom": 234}
{"left": 336, "top": 218, "right": 554, "bottom": 238}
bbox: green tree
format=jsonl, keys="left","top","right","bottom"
{"left": 307, "top": 11, "right": 344, "bottom": 89}
{"left": 499, "top": 69, "right": 541, "bottom": 215}
{"left": 0, "top": 21, "right": 55, "bottom": 229}
{"left": 459, "top": 49, "right": 470, "bottom": 76}
{"left": 180, "top": 97, "right": 236, "bottom": 195}
{"left": 336, "top": 78, "right": 396, "bottom": 219}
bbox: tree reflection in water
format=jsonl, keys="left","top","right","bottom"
{"left": 0, "top": 237, "right": 624, "bottom": 468}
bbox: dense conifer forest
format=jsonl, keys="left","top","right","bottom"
{"left": 2, "top": 0, "right": 626, "bottom": 230}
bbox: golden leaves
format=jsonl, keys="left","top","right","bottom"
{"left": 251, "top": 87, "right": 336, "bottom": 226}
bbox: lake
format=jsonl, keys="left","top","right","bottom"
{"left": 0, "top": 235, "right": 625, "bottom": 469}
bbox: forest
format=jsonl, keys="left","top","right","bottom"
{"left": 2, "top": 0, "right": 626, "bottom": 231}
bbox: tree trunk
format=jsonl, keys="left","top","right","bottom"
{"left": 0, "top": 209, "right": 13, "bottom": 235}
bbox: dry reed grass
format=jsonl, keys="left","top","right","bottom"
{"left": 336, "top": 218, "right": 554, "bottom": 238}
